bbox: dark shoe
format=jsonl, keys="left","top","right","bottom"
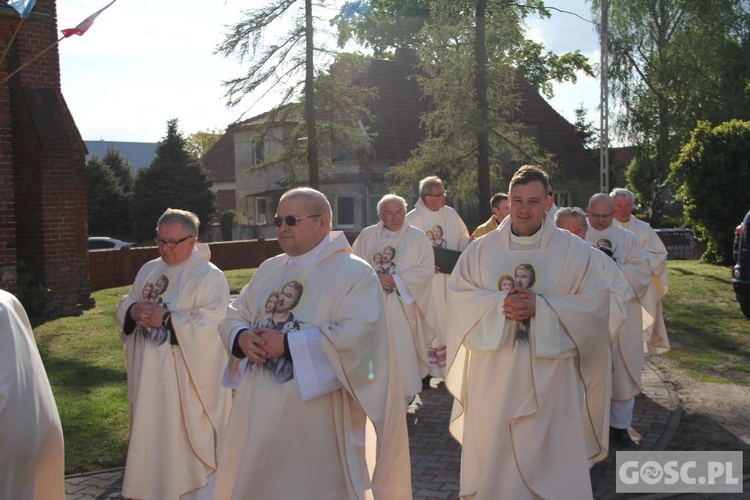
{"left": 422, "top": 376, "right": 432, "bottom": 390}
{"left": 610, "top": 427, "right": 636, "bottom": 448}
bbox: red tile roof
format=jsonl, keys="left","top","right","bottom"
{"left": 202, "top": 128, "right": 235, "bottom": 183}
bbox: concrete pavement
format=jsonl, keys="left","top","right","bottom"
{"left": 65, "top": 359, "right": 685, "bottom": 499}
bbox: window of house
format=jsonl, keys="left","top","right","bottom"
{"left": 256, "top": 198, "right": 267, "bottom": 225}
{"left": 368, "top": 196, "right": 381, "bottom": 225}
{"left": 555, "top": 191, "right": 571, "bottom": 208}
{"left": 335, "top": 196, "right": 355, "bottom": 228}
{"left": 254, "top": 140, "right": 265, "bottom": 165}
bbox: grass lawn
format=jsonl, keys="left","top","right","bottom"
{"left": 31, "top": 262, "right": 749, "bottom": 473}
{"left": 33, "top": 268, "right": 255, "bottom": 474}
{"left": 661, "top": 261, "right": 750, "bottom": 385}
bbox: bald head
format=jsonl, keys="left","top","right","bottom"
{"left": 586, "top": 193, "right": 615, "bottom": 231}
{"left": 279, "top": 187, "right": 333, "bottom": 226}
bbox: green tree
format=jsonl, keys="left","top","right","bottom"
{"left": 333, "top": 0, "right": 431, "bottom": 57}
{"left": 130, "top": 119, "right": 217, "bottom": 242}
{"left": 592, "top": 0, "right": 750, "bottom": 225}
{"left": 671, "top": 120, "right": 750, "bottom": 264}
{"left": 186, "top": 130, "right": 223, "bottom": 160}
{"left": 86, "top": 153, "right": 132, "bottom": 238}
{"left": 216, "top": 0, "right": 326, "bottom": 187}
{"left": 237, "top": 53, "right": 378, "bottom": 188}
{"left": 102, "top": 147, "right": 134, "bottom": 193}
{"left": 381, "top": 0, "right": 588, "bottom": 221}
{"left": 573, "top": 104, "right": 598, "bottom": 150}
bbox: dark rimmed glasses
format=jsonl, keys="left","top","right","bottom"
{"left": 426, "top": 190, "right": 448, "bottom": 198}
{"left": 154, "top": 234, "right": 194, "bottom": 248}
{"left": 273, "top": 214, "right": 322, "bottom": 227}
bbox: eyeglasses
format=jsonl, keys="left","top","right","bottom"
{"left": 379, "top": 209, "right": 405, "bottom": 217}
{"left": 154, "top": 235, "right": 194, "bottom": 248}
{"left": 426, "top": 190, "right": 447, "bottom": 198}
{"left": 273, "top": 214, "right": 322, "bottom": 227}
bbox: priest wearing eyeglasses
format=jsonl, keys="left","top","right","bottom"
{"left": 213, "top": 187, "right": 412, "bottom": 500}
{"left": 115, "top": 208, "right": 231, "bottom": 500}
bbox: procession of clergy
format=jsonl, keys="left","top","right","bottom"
{"left": 2, "top": 164, "right": 671, "bottom": 500}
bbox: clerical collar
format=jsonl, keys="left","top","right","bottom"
{"left": 286, "top": 233, "right": 333, "bottom": 267}
{"left": 380, "top": 226, "right": 400, "bottom": 239}
{"left": 509, "top": 222, "right": 544, "bottom": 245}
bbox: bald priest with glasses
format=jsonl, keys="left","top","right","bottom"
{"left": 115, "top": 208, "right": 231, "bottom": 500}
{"left": 213, "top": 187, "right": 412, "bottom": 500}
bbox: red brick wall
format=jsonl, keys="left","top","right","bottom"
{"left": 1, "top": 1, "right": 91, "bottom": 313}
{"left": 89, "top": 239, "right": 283, "bottom": 291}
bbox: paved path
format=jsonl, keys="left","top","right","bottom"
{"left": 66, "top": 359, "right": 686, "bottom": 499}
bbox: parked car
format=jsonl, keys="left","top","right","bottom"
{"left": 88, "top": 237, "right": 134, "bottom": 250}
{"left": 732, "top": 210, "right": 750, "bottom": 319}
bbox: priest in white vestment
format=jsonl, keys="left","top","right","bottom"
{"left": 116, "top": 209, "right": 231, "bottom": 500}
{"left": 445, "top": 166, "right": 610, "bottom": 500}
{"left": 213, "top": 187, "right": 412, "bottom": 500}
{"left": 0, "top": 289, "right": 65, "bottom": 500}
{"left": 406, "top": 176, "right": 470, "bottom": 381}
{"left": 353, "top": 194, "right": 436, "bottom": 401}
{"left": 612, "top": 188, "right": 671, "bottom": 354}
{"left": 555, "top": 207, "right": 634, "bottom": 461}
{"left": 586, "top": 194, "right": 653, "bottom": 447}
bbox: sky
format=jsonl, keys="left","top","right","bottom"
{"left": 57, "top": 0, "right": 603, "bottom": 144}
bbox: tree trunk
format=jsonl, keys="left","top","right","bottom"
{"left": 305, "top": 0, "right": 319, "bottom": 188}
{"left": 474, "top": 0, "right": 489, "bottom": 221}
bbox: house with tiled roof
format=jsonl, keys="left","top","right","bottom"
{"left": 201, "top": 131, "right": 236, "bottom": 215}
{"left": 511, "top": 74, "right": 599, "bottom": 207}
{"left": 203, "top": 54, "right": 598, "bottom": 238}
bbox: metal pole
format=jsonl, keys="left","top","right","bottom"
{"left": 599, "top": 0, "right": 609, "bottom": 193}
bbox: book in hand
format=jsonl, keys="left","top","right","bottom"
{"left": 433, "top": 246, "right": 462, "bottom": 274}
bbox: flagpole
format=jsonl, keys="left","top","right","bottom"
{"left": 0, "top": 18, "right": 26, "bottom": 69}
{"left": 0, "top": 35, "right": 63, "bottom": 85}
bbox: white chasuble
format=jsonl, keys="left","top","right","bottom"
{"left": 116, "top": 243, "right": 231, "bottom": 500}
{"left": 0, "top": 290, "right": 65, "bottom": 500}
{"left": 616, "top": 215, "right": 670, "bottom": 354}
{"left": 587, "top": 224, "right": 652, "bottom": 400}
{"left": 352, "top": 221, "right": 436, "bottom": 397}
{"left": 214, "top": 232, "right": 412, "bottom": 500}
{"left": 445, "top": 219, "right": 610, "bottom": 500}
{"left": 407, "top": 200, "right": 470, "bottom": 361}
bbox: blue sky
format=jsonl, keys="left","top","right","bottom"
{"left": 57, "top": 0, "right": 601, "bottom": 143}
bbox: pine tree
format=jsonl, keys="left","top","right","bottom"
{"left": 130, "top": 119, "right": 217, "bottom": 242}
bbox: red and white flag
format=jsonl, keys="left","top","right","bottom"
{"left": 61, "top": 0, "right": 117, "bottom": 37}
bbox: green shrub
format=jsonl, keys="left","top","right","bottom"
{"left": 220, "top": 210, "right": 237, "bottom": 241}
{"left": 15, "top": 260, "right": 52, "bottom": 319}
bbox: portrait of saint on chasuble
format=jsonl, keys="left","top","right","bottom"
{"left": 252, "top": 280, "right": 306, "bottom": 384}
{"left": 495, "top": 262, "right": 539, "bottom": 342}
{"left": 135, "top": 274, "right": 170, "bottom": 345}
{"left": 372, "top": 246, "right": 398, "bottom": 294}
{"left": 595, "top": 238, "right": 617, "bottom": 261}
{"left": 427, "top": 224, "right": 448, "bottom": 248}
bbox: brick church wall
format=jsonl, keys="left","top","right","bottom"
{"left": 1, "top": 1, "right": 91, "bottom": 313}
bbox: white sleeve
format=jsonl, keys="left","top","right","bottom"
{"left": 289, "top": 327, "right": 343, "bottom": 402}
{"left": 220, "top": 325, "right": 251, "bottom": 389}
{"left": 393, "top": 274, "right": 414, "bottom": 305}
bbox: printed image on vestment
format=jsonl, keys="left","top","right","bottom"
{"left": 427, "top": 224, "right": 447, "bottom": 248}
{"left": 372, "top": 245, "right": 398, "bottom": 294}
{"left": 511, "top": 263, "right": 537, "bottom": 341}
{"left": 595, "top": 238, "right": 617, "bottom": 261}
{"left": 497, "top": 274, "right": 515, "bottom": 292}
{"left": 373, "top": 245, "right": 398, "bottom": 276}
{"left": 255, "top": 280, "right": 306, "bottom": 383}
{"left": 135, "top": 274, "right": 170, "bottom": 345}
